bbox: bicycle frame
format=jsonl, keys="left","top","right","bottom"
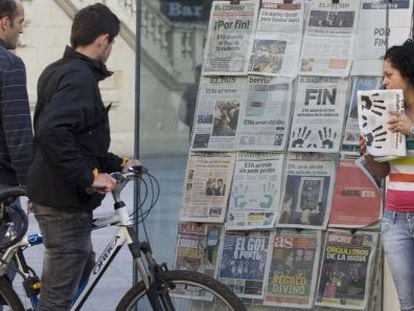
{"left": 0, "top": 167, "right": 174, "bottom": 311}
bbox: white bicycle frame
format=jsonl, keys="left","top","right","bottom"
{"left": 0, "top": 171, "right": 154, "bottom": 311}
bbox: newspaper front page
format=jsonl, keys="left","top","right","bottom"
{"left": 357, "top": 89, "right": 406, "bottom": 161}
{"left": 248, "top": 0, "right": 304, "bottom": 77}
{"left": 179, "top": 152, "right": 236, "bottom": 223}
{"left": 174, "top": 223, "right": 222, "bottom": 277}
{"left": 342, "top": 76, "right": 382, "bottom": 156}
{"left": 264, "top": 230, "right": 321, "bottom": 309}
{"left": 191, "top": 76, "right": 247, "bottom": 151}
{"left": 352, "top": 0, "right": 413, "bottom": 76}
{"left": 329, "top": 158, "right": 382, "bottom": 228}
{"left": 289, "top": 76, "right": 350, "bottom": 153}
{"left": 226, "top": 152, "right": 285, "bottom": 230}
{"left": 203, "top": 0, "right": 259, "bottom": 75}
{"left": 315, "top": 230, "right": 379, "bottom": 310}
{"left": 278, "top": 153, "right": 335, "bottom": 229}
{"left": 237, "top": 76, "right": 293, "bottom": 151}
{"left": 299, "top": 0, "right": 361, "bottom": 77}
{"left": 218, "top": 231, "right": 272, "bottom": 299}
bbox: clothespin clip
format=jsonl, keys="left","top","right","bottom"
{"left": 230, "top": 0, "right": 240, "bottom": 4}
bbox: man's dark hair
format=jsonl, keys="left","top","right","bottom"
{"left": 0, "top": 0, "right": 17, "bottom": 21}
{"left": 384, "top": 39, "right": 414, "bottom": 88}
{"left": 70, "top": 3, "right": 120, "bottom": 48}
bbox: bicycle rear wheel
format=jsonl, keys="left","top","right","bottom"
{"left": 0, "top": 276, "right": 24, "bottom": 311}
{"left": 116, "top": 270, "right": 247, "bottom": 311}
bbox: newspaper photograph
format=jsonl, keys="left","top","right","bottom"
{"left": 315, "top": 230, "right": 379, "bottom": 310}
{"left": 179, "top": 152, "right": 236, "bottom": 223}
{"left": 289, "top": 76, "right": 350, "bottom": 153}
{"left": 299, "top": 0, "right": 361, "bottom": 77}
{"left": 352, "top": 0, "right": 413, "bottom": 76}
{"left": 237, "top": 76, "right": 294, "bottom": 151}
{"left": 174, "top": 223, "right": 222, "bottom": 277}
{"left": 191, "top": 76, "right": 247, "bottom": 151}
{"left": 226, "top": 152, "right": 285, "bottom": 230}
{"left": 278, "top": 153, "right": 335, "bottom": 229}
{"left": 248, "top": 0, "right": 304, "bottom": 77}
{"left": 218, "top": 230, "right": 272, "bottom": 299}
{"left": 203, "top": 0, "right": 259, "bottom": 75}
{"left": 264, "top": 230, "right": 321, "bottom": 309}
{"left": 357, "top": 89, "right": 406, "bottom": 161}
{"left": 342, "top": 76, "right": 382, "bottom": 156}
{"left": 329, "top": 158, "right": 382, "bottom": 228}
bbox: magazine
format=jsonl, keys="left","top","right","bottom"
{"left": 203, "top": 0, "right": 259, "bottom": 75}
{"left": 341, "top": 76, "right": 382, "bottom": 156}
{"left": 277, "top": 153, "right": 336, "bottom": 230}
{"left": 315, "top": 230, "right": 379, "bottom": 310}
{"left": 237, "top": 76, "right": 294, "bottom": 151}
{"left": 173, "top": 223, "right": 222, "bottom": 277}
{"left": 329, "top": 158, "right": 382, "bottom": 228}
{"left": 352, "top": 0, "right": 413, "bottom": 76}
{"left": 357, "top": 89, "right": 406, "bottom": 162}
{"left": 299, "top": 0, "right": 361, "bottom": 77}
{"left": 248, "top": 0, "right": 304, "bottom": 77}
{"left": 226, "top": 152, "right": 285, "bottom": 230}
{"left": 179, "top": 152, "right": 236, "bottom": 223}
{"left": 191, "top": 76, "right": 247, "bottom": 151}
{"left": 264, "top": 230, "right": 321, "bottom": 309}
{"left": 288, "top": 76, "right": 350, "bottom": 153}
{"left": 217, "top": 230, "right": 272, "bottom": 299}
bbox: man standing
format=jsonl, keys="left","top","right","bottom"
{"left": 0, "top": 1, "right": 32, "bottom": 304}
{"left": 0, "top": 0, "right": 32, "bottom": 188}
{"left": 26, "top": 4, "right": 138, "bottom": 310}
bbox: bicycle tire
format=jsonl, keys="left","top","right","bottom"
{"left": 116, "top": 270, "right": 247, "bottom": 311}
{"left": 0, "top": 276, "right": 25, "bottom": 311}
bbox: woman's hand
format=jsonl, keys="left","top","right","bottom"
{"left": 359, "top": 135, "right": 367, "bottom": 155}
{"left": 388, "top": 110, "right": 412, "bottom": 135}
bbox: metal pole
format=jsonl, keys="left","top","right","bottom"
{"left": 133, "top": 0, "right": 141, "bottom": 289}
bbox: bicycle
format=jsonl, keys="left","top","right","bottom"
{"left": 0, "top": 165, "right": 247, "bottom": 310}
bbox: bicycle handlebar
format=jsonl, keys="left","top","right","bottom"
{"left": 91, "top": 165, "right": 149, "bottom": 227}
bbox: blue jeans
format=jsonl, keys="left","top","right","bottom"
{"left": 382, "top": 210, "right": 414, "bottom": 311}
{"left": 33, "top": 203, "right": 94, "bottom": 311}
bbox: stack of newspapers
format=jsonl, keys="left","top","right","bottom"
{"left": 357, "top": 89, "right": 406, "bottom": 162}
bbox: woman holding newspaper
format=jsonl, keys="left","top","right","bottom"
{"left": 360, "top": 39, "right": 414, "bottom": 311}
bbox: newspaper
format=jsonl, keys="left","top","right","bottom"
{"left": 289, "top": 76, "right": 350, "bottom": 153}
{"left": 203, "top": 0, "right": 259, "bottom": 75}
{"left": 341, "top": 76, "right": 382, "bottom": 156}
{"left": 315, "top": 230, "right": 379, "bottom": 310}
{"left": 357, "top": 89, "right": 406, "bottom": 162}
{"left": 264, "top": 230, "right": 321, "bottom": 309}
{"left": 299, "top": 0, "right": 361, "bottom": 77}
{"left": 217, "top": 230, "right": 272, "bottom": 299}
{"left": 278, "top": 153, "right": 335, "bottom": 230}
{"left": 179, "top": 152, "right": 236, "bottom": 223}
{"left": 352, "top": 0, "right": 413, "bottom": 76}
{"left": 226, "top": 152, "right": 285, "bottom": 230}
{"left": 329, "top": 158, "right": 382, "bottom": 228}
{"left": 174, "top": 223, "right": 222, "bottom": 277}
{"left": 191, "top": 76, "right": 247, "bottom": 151}
{"left": 237, "top": 76, "right": 294, "bottom": 151}
{"left": 248, "top": 0, "right": 304, "bottom": 77}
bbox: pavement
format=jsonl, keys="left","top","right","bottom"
{"left": 19, "top": 154, "right": 188, "bottom": 311}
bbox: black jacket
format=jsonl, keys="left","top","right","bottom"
{"left": 27, "top": 46, "right": 122, "bottom": 209}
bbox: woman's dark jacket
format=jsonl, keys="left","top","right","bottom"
{"left": 27, "top": 46, "right": 123, "bottom": 209}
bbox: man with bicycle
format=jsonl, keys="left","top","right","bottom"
{"left": 26, "top": 4, "right": 139, "bottom": 310}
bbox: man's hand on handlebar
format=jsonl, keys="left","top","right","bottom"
{"left": 92, "top": 173, "right": 117, "bottom": 194}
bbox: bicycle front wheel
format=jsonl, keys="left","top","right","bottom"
{"left": 0, "top": 276, "right": 25, "bottom": 311}
{"left": 116, "top": 270, "right": 247, "bottom": 311}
